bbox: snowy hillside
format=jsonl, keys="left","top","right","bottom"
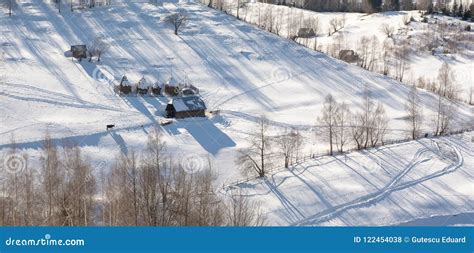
{"left": 0, "top": 0, "right": 473, "bottom": 225}
{"left": 228, "top": 2, "right": 474, "bottom": 103}
{"left": 224, "top": 133, "right": 474, "bottom": 226}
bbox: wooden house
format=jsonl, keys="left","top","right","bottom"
{"left": 165, "top": 96, "right": 206, "bottom": 118}
{"left": 71, "top": 45, "right": 88, "bottom": 60}
{"left": 297, "top": 28, "right": 316, "bottom": 38}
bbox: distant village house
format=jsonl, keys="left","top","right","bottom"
{"left": 297, "top": 28, "right": 316, "bottom": 38}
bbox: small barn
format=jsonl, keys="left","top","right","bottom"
{"left": 297, "top": 28, "right": 316, "bottom": 38}
{"left": 165, "top": 96, "right": 206, "bottom": 118}
{"left": 71, "top": 45, "right": 88, "bottom": 60}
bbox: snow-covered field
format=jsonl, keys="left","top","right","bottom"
{"left": 229, "top": 2, "right": 474, "bottom": 102}
{"left": 224, "top": 133, "right": 474, "bottom": 226}
{"left": 0, "top": 0, "right": 472, "bottom": 225}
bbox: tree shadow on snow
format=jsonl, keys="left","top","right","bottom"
{"left": 163, "top": 117, "right": 236, "bottom": 155}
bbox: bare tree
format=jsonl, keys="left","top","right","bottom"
{"left": 40, "top": 134, "right": 65, "bottom": 226}
{"left": 369, "top": 103, "right": 389, "bottom": 147}
{"left": 469, "top": 87, "right": 473, "bottom": 105}
{"left": 335, "top": 103, "right": 350, "bottom": 152}
{"left": 350, "top": 112, "right": 365, "bottom": 150}
{"left": 238, "top": 116, "right": 272, "bottom": 177}
{"left": 225, "top": 189, "right": 265, "bottom": 226}
{"left": 329, "top": 17, "right": 345, "bottom": 35}
{"left": 380, "top": 23, "right": 395, "bottom": 38}
{"left": 381, "top": 39, "right": 393, "bottom": 76}
{"left": 0, "top": 0, "right": 16, "bottom": 16}
{"left": 166, "top": 12, "right": 187, "bottom": 36}
{"left": 61, "top": 146, "right": 96, "bottom": 226}
{"left": 275, "top": 128, "right": 300, "bottom": 168}
{"left": 405, "top": 85, "right": 423, "bottom": 139}
{"left": 88, "top": 35, "right": 110, "bottom": 62}
{"left": 437, "top": 61, "right": 458, "bottom": 99}
{"left": 393, "top": 45, "right": 410, "bottom": 82}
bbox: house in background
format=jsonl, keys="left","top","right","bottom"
{"left": 165, "top": 96, "right": 206, "bottom": 118}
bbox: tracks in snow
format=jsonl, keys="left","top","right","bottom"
{"left": 293, "top": 140, "right": 464, "bottom": 226}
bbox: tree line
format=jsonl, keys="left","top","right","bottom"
{"left": 238, "top": 68, "right": 462, "bottom": 178}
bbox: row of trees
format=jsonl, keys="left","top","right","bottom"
{"left": 238, "top": 118, "right": 304, "bottom": 177}
{"left": 0, "top": 130, "right": 264, "bottom": 226}
{"left": 238, "top": 71, "right": 460, "bottom": 178}
{"left": 318, "top": 88, "right": 389, "bottom": 154}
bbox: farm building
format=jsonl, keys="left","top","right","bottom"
{"left": 165, "top": 96, "right": 206, "bottom": 118}
{"left": 71, "top": 45, "right": 87, "bottom": 60}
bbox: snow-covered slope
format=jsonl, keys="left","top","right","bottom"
{"left": 0, "top": 1, "right": 472, "bottom": 186}
{"left": 229, "top": 3, "right": 474, "bottom": 103}
{"left": 224, "top": 133, "right": 474, "bottom": 226}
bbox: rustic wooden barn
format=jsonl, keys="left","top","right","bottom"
{"left": 297, "top": 28, "right": 316, "bottom": 38}
{"left": 165, "top": 96, "right": 206, "bottom": 118}
{"left": 339, "top": 50, "right": 360, "bottom": 63}
{"left": 71, "top": 45, "right": 87, "bottom": 60}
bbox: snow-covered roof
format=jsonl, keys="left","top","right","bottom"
{"left": 168, "top": 96, "right": 206, "bottom": 112}
{"left": 153, "top": 81, "right": 161, "bottom": 88}
{"left": 121, "top": 76, "right": 131, "bottom": 86}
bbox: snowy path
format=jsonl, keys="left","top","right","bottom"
{"left": 227, "top": 136, "right": 472, "bottom": 226}
{"left": 294, "top": 140, "right": 463, "bottom": 225}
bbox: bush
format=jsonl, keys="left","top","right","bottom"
{"left": 465, "top": 25, "right": 472, "bottom": 31}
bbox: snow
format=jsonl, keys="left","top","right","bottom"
{"left": 229, "top": 3, "right": 474, "bottom": 102}
{"left": 171, "top": 95, "right": 206, "bottom": 112}
{"left": 0, "top": 0, "right": 472, "bottom": 225}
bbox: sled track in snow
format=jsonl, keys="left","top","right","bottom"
{"left": 293, "top": 140, "right": 464, "bottom": 226}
